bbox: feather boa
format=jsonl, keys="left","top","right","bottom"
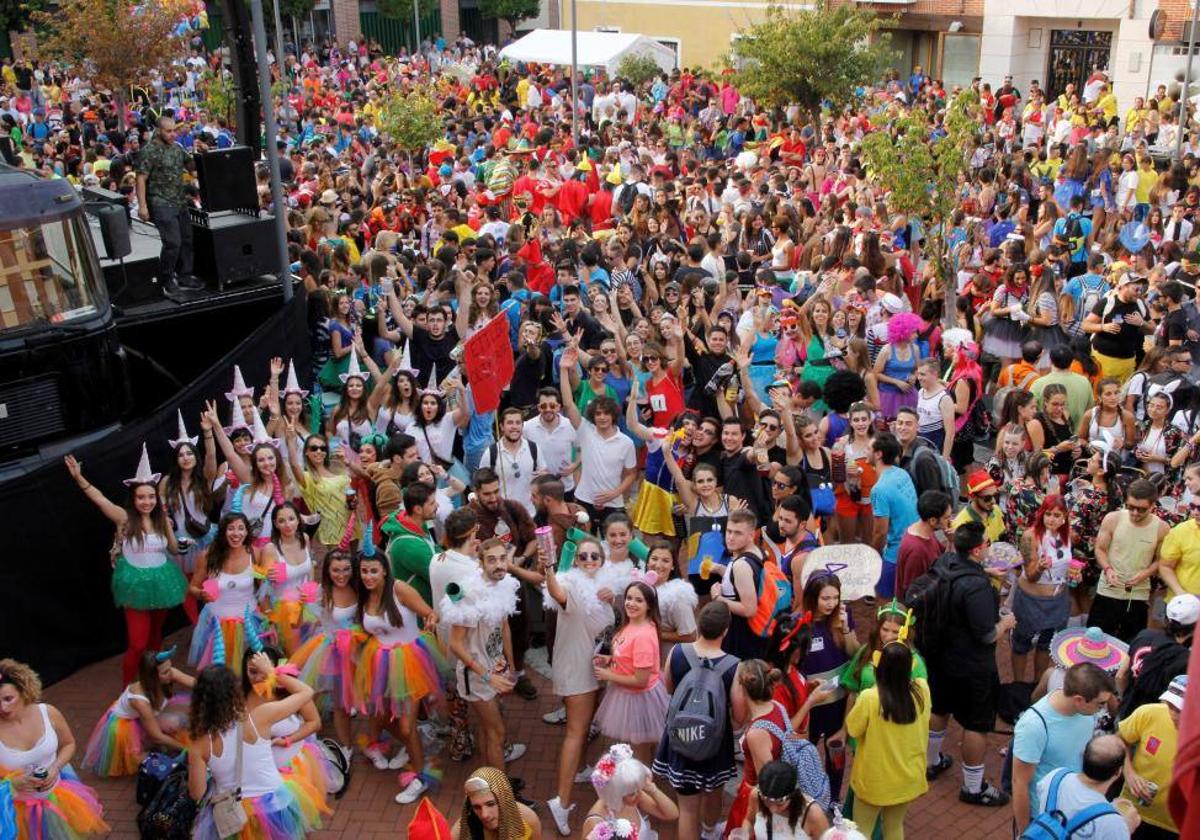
{"left": 437, "top": 569, "right": 520, "bottom": 628}
{"left": 655, "top": 578, "right": 698, "bottom": 628}
{"left": 543, "top": 560, "right": 634, "bottom": 635}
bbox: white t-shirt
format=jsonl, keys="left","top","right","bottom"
{"left": 1033, "top": 771, "right": 1129, "bottom": 840}
{"left": 1117, "top": 170, "right": 1139, "bottom": 210}
{"left": 412, "top": 413, "right": 458, "bottom": 466}
{"left": 479, "top": 438, "right": 544, "bottom": 517}
{"left": 524, "top": 416, "right": 578, "bottom": 492}
{"left": 573, "top": 420, "right": 636, "bottom": 508}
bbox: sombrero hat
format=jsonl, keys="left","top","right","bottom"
{"left": 1050, "top": 626, "right": 1128, "bottom": 673}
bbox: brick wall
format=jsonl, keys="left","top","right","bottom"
{"left": 1160, "top": 0, "right": 1192, "bottom": 41}
{"left": 331, "top": 0, "right": 363, "bottom": 44}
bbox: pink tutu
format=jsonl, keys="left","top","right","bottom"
{"left": 593, "top": 681, "right": 670, "bottom": 744}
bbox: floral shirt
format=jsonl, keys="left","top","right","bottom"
{"left": 1134, "top": 421, "right": 1184, "bottom": 498}
{"left": 1068, "top": 485, "right": 1111, "bottom": 585}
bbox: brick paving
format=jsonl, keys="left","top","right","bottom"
{"left": 45, "top": 614, "right": 1017, "bottom": 839}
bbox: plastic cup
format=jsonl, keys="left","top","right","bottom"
{"left": 827, "top": 738, "right": 846, "bottom": 771}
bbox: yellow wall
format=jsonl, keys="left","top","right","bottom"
{"left": 569, "top": 0, "right": 787, "bottom": 70}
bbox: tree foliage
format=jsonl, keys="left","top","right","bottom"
{"left": 379, "top": 0, "right": 438, "bottom": 21}
{"left": 34, "top": 0, "right": 191, "bottom": 127}
{"left": 479, "top": 0, "right": 540, "bottom": 30}
{"left": 730, "top": 2, "right": 892, "bottom": 118}
{"left": 617, "top": 53, "right": 662, "bottom": 88}
{"left": 375, "top": 86, "right": 443, "bottom": 156}
{"left": 859, "top": 90, "right": 981, "bottom": 325}
{"left": 0, "top": 0, "right": 47, "bottom": 36}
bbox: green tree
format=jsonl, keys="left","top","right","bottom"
{"left": 0, "top": 0, "right": 47, "bottom": 36}
{"left": 859, "top": 90, "right": 981, "bottom": 327}
{"left": 200, "top": 70, "right": 238, "bottom": 128}
{"left": 479, "top": 0, "right": 540, "bottom": 33}
{"left": 376, "top": 86, "right": 443, "bottom": 164}
{"left": 617, "top": 53, "right": 662, "bottom": 89}
{"left": 729, "top": 2, "right": 892, "bottom": 124}
{"left": 379, "top": 0, "right": 438, "bottom": 22}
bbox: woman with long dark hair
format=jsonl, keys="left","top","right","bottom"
{"left": 845, "top": 642, "right": 931, "bottom": 839}
{"left": 204, "top": 400, "right": 289, "bottom": 545}
{"left": 187, "top": 660, "right": 320, "bottom": 839}
{"left": 66, "top": 445, "right": 188, "bottom": 682}
{"left": 187, "top": 513, "right": 263, "bottom": 679}
{"left": 740, "top": 760, "right": 831, "bottom": 839}
{"left": 161, "top": 412, "right": 218, "bottom": 623}
{"left": 261, "top": 502, "right": 319, "bottom": 656}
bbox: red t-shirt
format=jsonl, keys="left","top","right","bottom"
{"left": 771, "top": 668, "right": 811, "bottom": 734}
{"left": 896, "top": 530, "right": 943, "bottom": 598}
{"left": 646, "top": 369, "right": 685, "bottom": 428}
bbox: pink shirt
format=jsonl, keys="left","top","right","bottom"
{"left": 610, "top": 621, "right": 662, "bottom": 692}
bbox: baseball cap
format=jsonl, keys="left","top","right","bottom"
{"left": 1160, "top": 674, "right": 1188, "bottom": 711}
{"left": 1166, "top": 593, "right": 1200, "bottom": 626}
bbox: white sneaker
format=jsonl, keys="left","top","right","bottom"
{"left": 574, "top": 764, "right": 594, "bottom": 783}
{"left": 547, "top": 795, "right": 574, "bottom": 836}
{"left": 394, "top": 775, "right": 427, "bottom": 805}
{"left": 338, "top": 744, "right": 353, "bottom": 765}
{"left": 504, "top": 742, "right": 527, "bottom": 764}
{"left": 387, "top": 747, "right": 410, "bottom": 770}
{"left": 542, "top": 705, "right": 567, "bottom": 725}
{"left": 364, "top": 745, "right": 389, "bottom": 770}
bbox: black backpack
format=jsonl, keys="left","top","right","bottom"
{"left": 904, "top": 553, "right": 970, "bottom": 657}
{"left": 617, "top": 184, "right": 638, "bottom": 216}
{"left": 135, "top": 750, "right": 187, "bottom": 807}
{"left": 665, "top": 647, "right": 738, "bottom": 762}
{"left": 136, "top": 759, "right": 195, "bottom": 840}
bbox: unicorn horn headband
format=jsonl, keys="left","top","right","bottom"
{"left": 418, "top": 361, "right": 441, "bottom": 396}
{"left": 154, "top": 645, "right": 177, "bottom": 664}
{"left": 282, "top": 359, "right": 309, "bottom": 398}
{"left": 168, "top": 409, "right": 198, "bottom": 449}
{"left": 225, "top": 364, "right": 255, "bottom": 402}
{"left": 124, "top": 443, "right": 162, "bottom": 486}
{"left": 212, "top": 622, "right": 227, "bottom": 666}
{"left": 244, "top": 606, "right": 265, "bottom": 654}
{"left": 339, "top": 348, "right": 366, "bottom": 385}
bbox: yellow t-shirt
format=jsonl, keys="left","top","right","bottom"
{"left": 845, "top": 678, "right": 931, "bottom": 807}
{"left": 952, "top": 503, "right": 1006, "bottom": 544}
{"left": 298, "top": 471, "right": 352, "bottom": 546}
{"left": 1136, "top": 167, "right": 1159, "bottom": 204}
{"left": 1098, "top": 93, "right": 1119, "bottom": 121}
{"left": 1118, "top": 702, "right": 1178, "bottom": 832}
{"left": 1161, "top": 518, "right": 1200, "bottom": 595}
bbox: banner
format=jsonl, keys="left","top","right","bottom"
{"left": 462, "top": 312, "right": 515, "bottom": 414}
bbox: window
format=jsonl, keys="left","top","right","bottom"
{"left": 0, "top": 216, "right": 102, "bottom": 332}
{"left": 730, "top": 33, "right": 757, "bottom": 71}
{"left": 654, "top": 37, "right": 681, "bottom": 69}
{"left": 941, "top": 34, "right": 980, "bottom": 90}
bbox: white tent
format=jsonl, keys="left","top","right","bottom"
{"left": 499, "top": 29, "right": 676, "bottom": 75}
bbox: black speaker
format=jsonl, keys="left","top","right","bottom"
{"left": 193, "top": 146, "right": 257, "bottom": 213}
{"left": 94, "top": 204, "right": 131, "bottom": 260}
{"left": 191, "top": 212, "right": 277, "bottom": 289}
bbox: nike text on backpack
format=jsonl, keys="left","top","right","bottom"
{"left": 1018, "top": 767, "right": 1117, "bottom": 840}
{"left": 665, "top": 647, "right": 739, "bottom": 761}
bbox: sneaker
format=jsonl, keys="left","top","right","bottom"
{"left": 395, "top": 775, "right": 428, "bottom": 805}
{"left": 504, "top": 743, "right": 527, "bottom": 764}
{"left": 542, "top": 705, "right": 567, "bottom": 725}
{"left": 514, "top": 674, "right": 538, "bottom": 701}
{"left": 338, "top": 744, "right": 353, "bottom": 766}
{"left": 574, "top": 764, "right": 594, "bottom": 783}
{"left": 510, "top": 777, "right": 536, "bottom": 809}
{"left": 959, "top": 781, "right": 1010, "bottom": 806}
{"left": 364, "top": 745, "right": 389, "bottom": 770}
{"left": 926, "top": 753, "right": 953, "bottom": 781}
{"left": 387, "top": 747, "right": 410, "bottom": 770}
{"left": 547, "top": 796, "right": 574, "bottom": 836}
{"left": 177, "top": 274, "right": 205, "bottom": 290}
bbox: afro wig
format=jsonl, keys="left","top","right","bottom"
{"left": 822, "top": 370, "right": 868, "bottom": 415}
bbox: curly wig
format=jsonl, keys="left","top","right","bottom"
{"left": 886, "top": 312, "right": 926, "bottom": 344}
{"left": 822, "top": 370, "right": 868, "bottom": 414}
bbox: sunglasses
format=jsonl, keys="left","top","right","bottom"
{"left": 307, "top": 444, "right": 328, "bottom": 452}
{"left": 577, "top": 551, "right": 602, "bottom": 561}
{"left": 772, "top": 480, "right": 793, "bottom": 490}
{"left": 591, "top": 365, "right": 608, "bottom": 373}
{"left": 643, "top": 356, "right": 661, "bottom": 364}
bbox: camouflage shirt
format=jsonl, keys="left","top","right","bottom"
{"left": 136, "top": 136, "right": 190, "bottom": 209}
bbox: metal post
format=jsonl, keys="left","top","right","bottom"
{"left": 250, "top": 0, "right": 294, "bottom": 303}
{"left": 272, "top": 0, "right": 286, "bottom": 83}
{"left": 1177, "top": 0, "right": 1200, "bottom": 160}
{"left": 413, "top": 0, "right": 421, "bottom": 54}
{"left": 570, "top": 0, "right": 578, "bottom": 148}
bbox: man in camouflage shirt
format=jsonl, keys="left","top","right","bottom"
{"left": 135, "top": 116, "right": 201, "bottom": 293}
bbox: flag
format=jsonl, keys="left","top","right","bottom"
{"left": 462, "top": 312, "right": 515, "bottom": 414}
{"left": 1168, "top": 633, "right": 1200, "bottom": 834}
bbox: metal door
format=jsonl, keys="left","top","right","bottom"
{"left": 1046, "top": 30, "right": 1112, "bottom": 100}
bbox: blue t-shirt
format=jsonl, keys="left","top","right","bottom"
{"left": 1052, "top": 214, "right": 1094, "bottom": 263}
{"left": 1013, "top": 695, "right": 1100, "bottom": 815}
{"left": 869, "top": 466, "right": 919, "bottom": 568}
{"left": 462, "top": 390, "right": 495, "bottom": 453}
{"left": 1063, "top": 273, "right": 1110, "bottom": 314}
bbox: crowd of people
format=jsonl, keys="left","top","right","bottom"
{"left": 3, "top": 24, "right": 1200, "bottom": 840}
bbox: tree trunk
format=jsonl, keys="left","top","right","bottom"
{"left": 931, "top": 228, "right": 956, "bottom": 329}
{"left": 116, "top": 89, "right": 128, "bottom": 133}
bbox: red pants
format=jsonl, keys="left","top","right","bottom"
{"left": 123, "top": 608, "right": 167, "bottom": 683}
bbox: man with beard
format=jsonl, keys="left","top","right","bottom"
{"left": 479, "top": 407, "right": 545, "bottom": 517}
{"left": 761, "top": 493, "right": 819, "bottom": 592}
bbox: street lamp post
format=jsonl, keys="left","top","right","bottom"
{"left": 250, "top": 0, "right": 294, "bottom": 303}
{"left": 570, "top": 0, "right": 578, "bottom": 148}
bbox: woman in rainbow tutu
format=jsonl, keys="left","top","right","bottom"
{"left": 81, "top": 646, "right": 194, "bottom": 777}
{"left": 187, "top": 644, "right": 321, "bottom": 840}
{"left": 353, "top": 535, "right": 444, "bottom": 806}
{"left": 241, "top": 630, "right": 334, "bottom": 824}
{"left": 0, "top": 658, "right": 108, "bottom": 839}
{"left": 188, "top": 512, "right": 267, "bottom": 679}
{"left": 289, "top": 538, "right": 363, "bottom": 763}
{"left": 259, "top": 503, "right": 321, "bottom": 656}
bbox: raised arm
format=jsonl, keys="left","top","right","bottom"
{"left": 625, "top": 377, "right": 655, "bottom": 442}
{"left": 199, "top": 410, "right": 219, "bottom": 485}
{"left": 662, "top": 443, "right": 698, "bottom": 510}
{"left": 386, "top": 289, "right": 415, "bottom": 338}
{"left": 454, "top": 271, "right": 473, "bottom": 339}
{"left": 284, "top": 420, "right": 307, "bottom": 483}
{"left": 64, "top": 455, "right": 127, "bottom": 525}
{"left": 368, "top": 350, "right": 403, "bottom": 415}
{"left": 558, "top": 345, "right": 584, "bottom": 428}
{"left": 204, "top": 400, "right": 252, "bottom": 485}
